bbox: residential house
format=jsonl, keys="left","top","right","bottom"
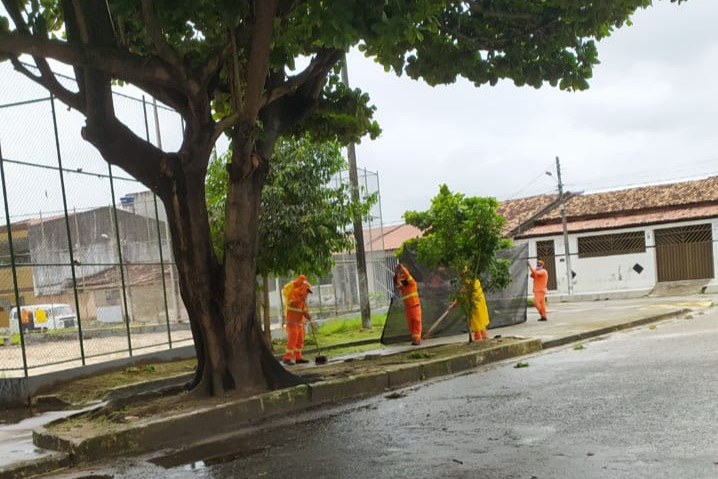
{"left": 510, "top": 175, "right": 718, "bottom": 298}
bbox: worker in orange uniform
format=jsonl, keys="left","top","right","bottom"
{"left": 528, "top": 259, "right": 549, "bottom": 321}
{"left": 394, "top": 263, "right": 422, "bottom": 345}
{"left": 282, "top": 275, "right": 313, "bottom": 365}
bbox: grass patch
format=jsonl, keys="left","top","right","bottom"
{"left": 407, "top": 351, "right": 435, "bottom": 360}
{"left": 273, "top": 313, "right": 386, "bottom": 353}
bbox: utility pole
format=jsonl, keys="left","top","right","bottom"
{"left": 555, "top": 156, "right": 573, "bottom": 295}
{"left": 341, "top": 54, "right": 372, "bottom": 329}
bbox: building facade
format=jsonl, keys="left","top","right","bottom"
{"left": 507, "top": 176, "right": 718, "bottom": 298}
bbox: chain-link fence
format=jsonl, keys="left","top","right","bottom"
{"left": 0, "top": 62, "right": 191, "bottom": 378}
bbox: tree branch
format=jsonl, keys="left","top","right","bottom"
{"left": 2, "top": 0, "right": 29, "bottom": 33}
{"left": 263, "top": 48, "right": 342, "bottom": 106}
{"left": 2, "top": 0, "right": 83, "bottom": 110}
{"left": 129, "top": 78, "right": 190, "bottom": 116}
{"left": 82, "top": 115, "right": 166, "bottom": 190}
{"left": 10, "top": 59, "right": 83, "bottom": 111}
{"left": 70, "top": 0, "right": 91, "bottom": 43}
{"left": 241, "top": 0, "right": 279, "bottom": 121}
{"left": 140, "top": 0, "right": 185, "bottom": 73}
{"left": 198, "top": 43, "right": 231, "bottom": 87}
{"left": 212, "top": 112, "right": 239, "bottom": 145}
{"left": 257, "top": 49, "right": 342, "bottom": 143}
{"left": 0, "top": 32, "right": 187, "bottom": 93}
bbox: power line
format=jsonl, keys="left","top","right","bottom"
{"left": 566, "top": 157, "right": 718, "bottom": 192}
{"left": 503, "top": 161, "right": 556, "bottom": 200}
{"left": 569, "top": 170, "right": 718, "bottom": 194}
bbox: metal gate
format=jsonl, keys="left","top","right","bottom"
{"left": 536, "top": 240, "right": 558, "bottom": 290}
{"left": 655, "top": 224, "right": 714, "bottom": 282}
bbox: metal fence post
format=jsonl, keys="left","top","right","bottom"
{"left": 50, "top": 95, "right": 86, "bottom": 365}
{"left": 107, "top": 165, "right": 133, "bottom": 356}
{"left": 0, "top": 139, "right": 29, "bottom": 376}
{"left": 142, "top": 96, "right": 173, "bottom": 347}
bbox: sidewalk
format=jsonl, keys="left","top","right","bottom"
{"left": 1, "top": 294, "right": 714, "bottom": 479}
{"left": 310, "top": 294, "right": 713, "bottom": 363}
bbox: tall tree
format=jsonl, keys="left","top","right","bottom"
{"left": 404, "top": 184, "right": 512, "bottom": 318}
{"left": 0, "top": 0, "right": 685, "bottom": 396}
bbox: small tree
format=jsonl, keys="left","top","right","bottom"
{"left": 207, "top": 134, "right": 375, "bottom": 341}
{"left": 403, "top": 184, "right": 511, "bottom": 318}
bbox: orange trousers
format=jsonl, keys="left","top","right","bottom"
{"left": 283, "top": 322, "right": 306, "bottom": 361}
{"left": 405, "top": 304, "right": 422, "bottom": 343}
{"left": 472, "top": 330, "right": 488, "bottom": 341}
{"left": 534, "top": 291, "right": 547, "bottom": 319}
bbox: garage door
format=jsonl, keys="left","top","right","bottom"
{"left": 655, "top": 224, "right": 714, "bottom": 282}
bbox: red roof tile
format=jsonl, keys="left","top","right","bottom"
{"left": 363, "top": 223, "right": 422, "bottom": 252}
{"left": 517, "top": 204, "right": 718, "bottom": 238}
{"left": 497, "top": 194, "right": 560, "bottom": 236}
{"left": 545, "top": 176, "right": 718, "bottom": 221}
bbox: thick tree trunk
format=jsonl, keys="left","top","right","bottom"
{"left": 159, "top": 146, "right": 297, "bottom": 397}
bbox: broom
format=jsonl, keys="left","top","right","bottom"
{"left": 423, "top": 303, "right": 455, "bottom": 339}
{"left": 308, "top": 320, "right": 328, "bottom": 365}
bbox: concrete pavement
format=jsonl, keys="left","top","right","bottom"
{"left": 309, "top": 294, "right": 712, "bottom": 364}
{"left": 1, "top": 293, "right": 715, "bottom": 479}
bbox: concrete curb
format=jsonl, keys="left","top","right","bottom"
{"left": 34, "top": 338, "right": 542, "bottom": 465}
{"left": 0, "top": 453, "right": 71, "bottom": 479}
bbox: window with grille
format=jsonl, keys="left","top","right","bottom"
{"left": 578, "top": 231, "right": 646, "bottom": 258}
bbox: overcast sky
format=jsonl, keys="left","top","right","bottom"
{"left": 348, "top": 0, "right": 718, "bottom": 225}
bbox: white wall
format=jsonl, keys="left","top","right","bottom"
{"left": 568, "top": 228, "right": 655, "bottom": 295}
{"left": 527, "top": 218, "right": 718, "bottom": 297}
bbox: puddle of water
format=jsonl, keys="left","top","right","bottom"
{"left": 152, "top": 442, "right": 270, "bottom": 469}
{"left": 149, "top": 417, "right": 305, "bottom": 470}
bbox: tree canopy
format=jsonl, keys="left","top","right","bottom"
{"left": 0, "top": 0, "right": 686, "bottom": 397}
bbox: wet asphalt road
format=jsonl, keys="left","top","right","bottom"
{"left": 52, "top": 308, "right": 718, "bottom": 479}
